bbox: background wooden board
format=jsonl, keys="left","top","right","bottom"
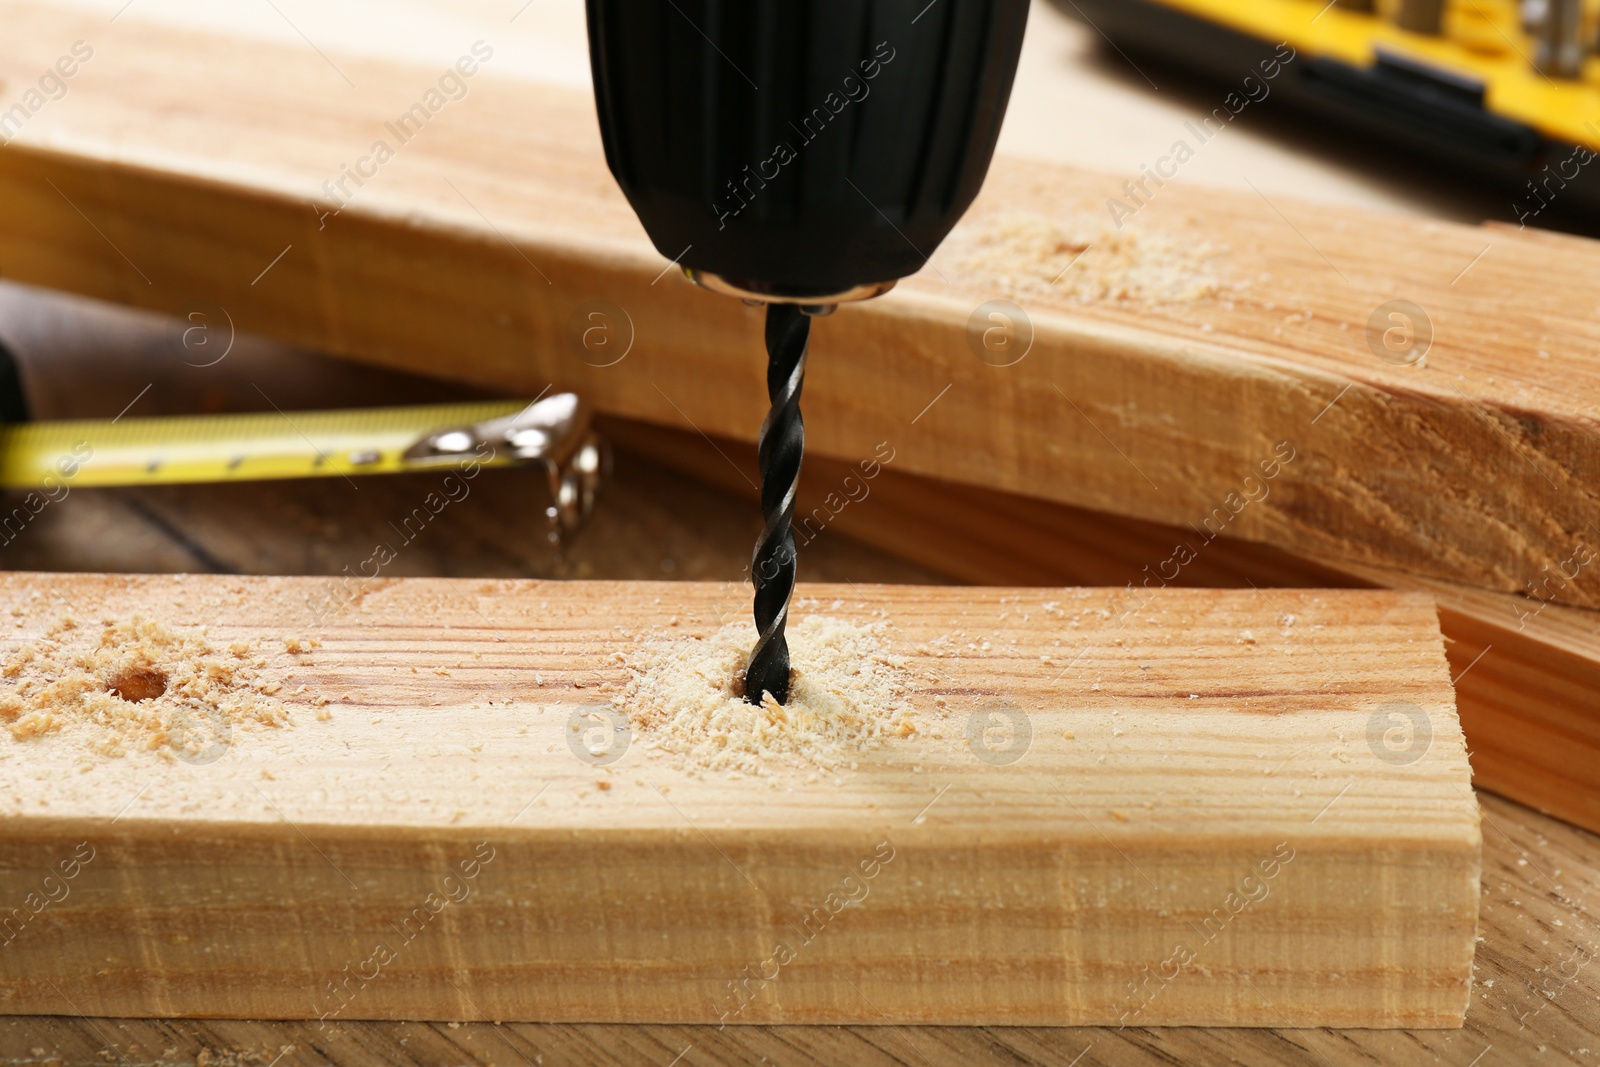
{"left": 0, "top": 2, "right": 1598, "bottom": 610}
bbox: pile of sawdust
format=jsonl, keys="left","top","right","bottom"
{"left": 620, "top": 616, "right": 914, "bottom": 775}
{"left": 944, "top": 210, "right": 1220, "bottom": 305}
{"left": 0, "top": 615, "right": 289, "bottom": 759}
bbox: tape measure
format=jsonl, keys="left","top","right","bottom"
{"left": 0, "top": 400, "right": 537, "bottom": 489}
{"left": 0, "top": 393, "right": 610, "bottom": 540}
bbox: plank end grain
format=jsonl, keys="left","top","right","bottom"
{"left": 0, "top": 575, "right": 1479, "bottom": 1027}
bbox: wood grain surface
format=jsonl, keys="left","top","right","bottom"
{"left": 0, "top": 792, "right": 1588, "bottom": 1067}
{"left": 0, "top": 8, "right": 1596, "bottom": 1054}
{"left": 0, "top": 273, "right": 1592, "bottom": 1067}
{"left": 0, "top": 402, "right": 1586, "bottom": 1064}
{"left": 0, "top": 1, "right": 1597, "bottom": 609}
{"left": 603, "top": 416, "right": 1600, "bottom": 836}
{"left": 0, "top": 574, "right": 1476, "bottom": 1028}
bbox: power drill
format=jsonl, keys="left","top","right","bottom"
{"left": 587, "top": 0, "right": 1029, "bottom": 704}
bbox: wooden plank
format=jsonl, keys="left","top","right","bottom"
{"left": 3, "top": 789, "right": 1589, "bottom": 1067}
{"left": 0, "top": 3, "right": 1596, "bottom": 608}
{"left": 0, "top": 573, "right": 1476, "bottom": 1027}
{"left": 602, "top": 415, "right": 1600, "bottom": 834}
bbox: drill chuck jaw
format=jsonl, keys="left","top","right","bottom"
{"left": 681, "top": 270, "right": 895, "bottom": 308}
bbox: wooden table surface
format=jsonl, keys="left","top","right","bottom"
{"left": 0, "top": 284, "right": 1597, "bottom": 1066}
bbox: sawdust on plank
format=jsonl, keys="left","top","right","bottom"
{"left": 943, "top": 210, "right": 1220, "bottom": 305}
{"left": 0, "top": 615, "right": 292, "bottom": 759}
{"left": 620, "top": 616, "right": 914, "bottom": 776}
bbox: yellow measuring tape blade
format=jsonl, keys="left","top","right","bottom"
{"left": 0, "top": 400, "right": 531, "bottom": 490}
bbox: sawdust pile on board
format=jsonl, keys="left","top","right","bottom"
{"left": 943, "top": 210, "right": 1221, "bottom": 305}
{"left": 619, "top": 616, "right": 914, "bottom": 775}
{"left": 0, "top": 615, "right": 292, "bottom": 759}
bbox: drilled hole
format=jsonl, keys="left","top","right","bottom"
{"left": 107, "top": 666, "right": 168, "bottom": 703}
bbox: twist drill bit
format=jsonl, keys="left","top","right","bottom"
{"left": 745, "top": 303, "right": 810, "bottom": 705}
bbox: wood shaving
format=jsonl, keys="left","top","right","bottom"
{"left": 0, "top": 616, "right": 290, "bottom": 758}
{"left": 944, "top": 210, "right": 1219, "bottom": 305}
{"left": 621, "top": 616, "right": 913, "bottom": 775}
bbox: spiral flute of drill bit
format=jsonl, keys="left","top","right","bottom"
{"left": 745, "top": 304, "right": 809, "bottom": 706}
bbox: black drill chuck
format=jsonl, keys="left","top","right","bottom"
{"left": 586, "top": 0, "right": 1029, "bottom": 300}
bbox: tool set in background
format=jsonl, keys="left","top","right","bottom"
{"left": 1069, "top": 0, "right": 1600, "bottom": 224}
{"left": 586, "top": 0, "right": 1030, "bottom": 704}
